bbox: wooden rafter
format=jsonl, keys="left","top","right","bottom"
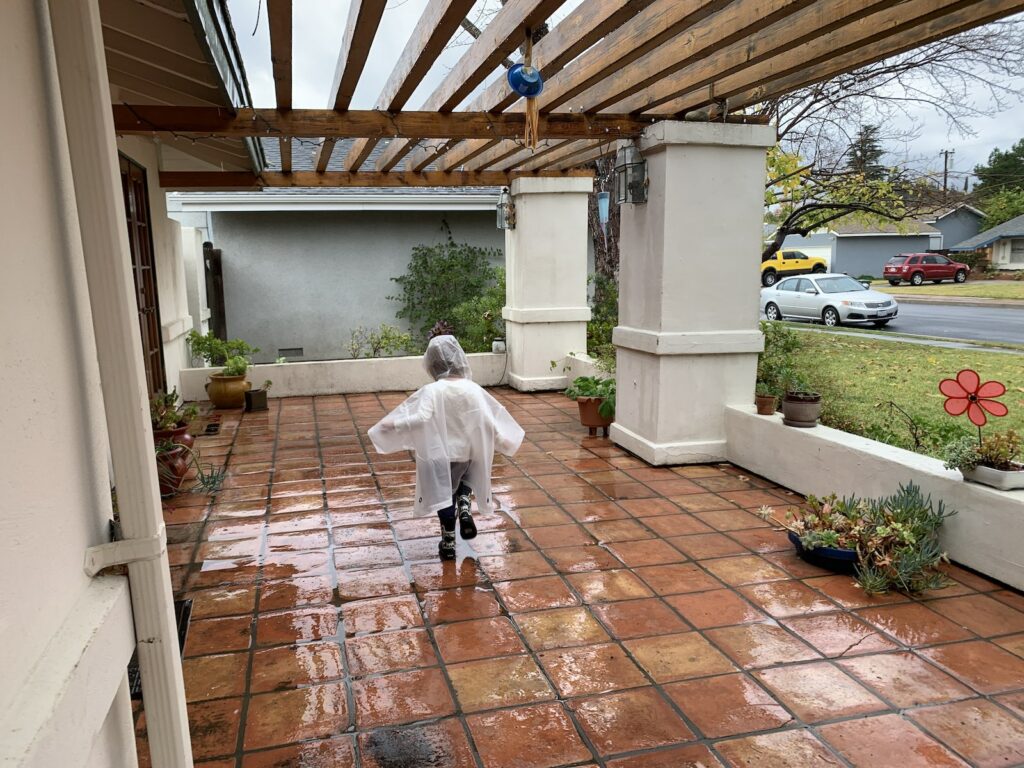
{"left": 266, "top": 0, "right": 292, "bottom": 172}
{"left": 342, "top": 0, "right": 476, "bottom": 172}
{"left": 463, "top": 141, "right": 535, "bottom": 172}
{"left": 159, "top": 169, "right": 594, "bottom": 189}
{"left": 718, "top": 0, "right": 1024, "bottom": 116}
{"left": 652, "top": 0, "right": 1007, "bottom": 117}
{"left": 404, "top": 0, "right": 655, "bottom": 172}
{"left": 605, "top": 0, "right": 911, "bottom": 114}
{"left": 112, "top": 106, "right": 657, "bottom": 139}
{"left": 374, "top": 0, "right": 567, "bottom": 173}
{"left": 515, "top": 140, "right": 596, "bottom": 172}
{"left": 313, "top": 0, "right": 388, "bottom": 172}
{"left": 494, "top": 140, "right": 574, "bottom": 171}
{"left": 547, "top": 142, "right": 614, "bottom": 170}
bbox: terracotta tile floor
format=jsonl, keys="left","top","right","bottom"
{"left": 135, "top": 390, "right": 1024, "bottom": 767}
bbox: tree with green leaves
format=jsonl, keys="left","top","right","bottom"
{"left": 973, "top": 139, "right": 1024, "bottom": 198}
{"left": 980, "top": 187, "right": 1024, "bottom": 229}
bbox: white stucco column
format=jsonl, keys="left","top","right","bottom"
{"left": 503, "top": 176, "right": 593, "bottom": 391}
{"left": 611, "top": 121, "right": 776, "bottom": 465}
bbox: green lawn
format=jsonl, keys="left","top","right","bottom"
{"left": 873, "top": 281, "right": 1024, "bottom": 301}
{"left": 791, "top": 332, "right": 1024, "bottom": 458}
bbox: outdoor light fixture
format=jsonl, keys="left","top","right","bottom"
{"left": 614, "top": 141, "right": 648, "bottom": 204}
{"left": 496, "top": 187, "right": 516, "bottom": 229}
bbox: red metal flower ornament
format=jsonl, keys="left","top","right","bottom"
{"left": 939, "top": 369, "right": 1008, "bottom": 427}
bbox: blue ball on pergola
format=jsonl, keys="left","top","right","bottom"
{"left": 507, "top": 63, "right": 544, "bottom": 98}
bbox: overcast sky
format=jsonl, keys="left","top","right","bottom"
{"left": 226, "top": 0, "right": 1024, "bottom": 183}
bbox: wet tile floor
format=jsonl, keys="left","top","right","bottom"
{"left": 136, "top": 389, "right": 1024, "bottom": 767}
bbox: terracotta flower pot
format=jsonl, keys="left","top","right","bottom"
{"left": 577, "top": 397, "right": 613, "bottom": 437}
{"left": 205, "top": 374, "right": 250, "bottom": 409}
{"left": 156, "top": 446, "right": 189, "bottom": 496}
{"left": 153, "top": 422, "right": 194, "bottom": 449}
{"left": 755, "top": 394, "right": 777, "bottom": 415}
{"left": 782, "top": 392, "right": 822, "bottom": 428}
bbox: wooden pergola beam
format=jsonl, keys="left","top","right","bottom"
{"left": 494, "top": 140, "right": 574, "bottom": 171}
{"left": 405, "top": 0, "right": 655, "bottom": 175}
{"left": 607, "top": 0, "right": 939, "bottom": 114}
{"left": 374, "top": 0, "right": 567, "bottom": 172}
{"left": 342, "top": 0, "right": 476, "bottom": 172}
{"left": 463, "top": 140, "right": 533, "bottom": 172}
{"left": 437, "top": 139, "right": 502, "bottom": 172}
{"left": 266, "top": 0, "right": 292, "bottom": 172}
{"left": 720, "top": 0, "right": 1024, "bottom": 116}
{"left": 654, "top": 0, "right": 1017, "bottom": 116}
{"left": 159, "top": 169, "right": 594, "bottom": 189}
{"left": 111, "top": 106, "right": 660, "bottom": 139}
{"left": 547, "top": 142, "right": 615, "bottom": 170}
{"left": 314, "top": 0, "right": 388, "bottom": 172}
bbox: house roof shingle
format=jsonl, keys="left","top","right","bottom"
{"left": 950, "top": 212, "right": 1024, "bottom": 251}
{"left": 830, "top": 220, "right": 939, "bottom": 236}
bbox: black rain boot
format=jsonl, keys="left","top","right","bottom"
{"left": 438, "top": 527, "right": 456, "bottom": 560}
{"left": 457, "top": 492, "right": 477, "bottom": 540}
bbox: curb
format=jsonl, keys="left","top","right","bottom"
{"left": 886, "top": 295, "right": 1024, "bottom": 309}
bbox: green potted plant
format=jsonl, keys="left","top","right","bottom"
{"left": 944, "top": 430, "right": 1024, "bottom": 491}
{"left": 154, "top": 439, "right": 189, "bottom": 497}
{"left": 781, "top": 373, "right": 822, "bottom": 428}
{"left": 150, "top": 388, "right": 198, "bottom": 448}
{"left": 187, "top": 330, "right": 259, "bottom": 409}
{"left": 245, "top": 379, "right": 273, "bottom": 413}
{"left": 759, "top": 483, "right": 956, "bottom": 594}
{"left": 754, "top": 382, "right": 777, "bottom": 416}
{"left": 565, "top": 376, "right": 615, "bottom": 436}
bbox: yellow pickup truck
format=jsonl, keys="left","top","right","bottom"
{"left": 761, "top": 250, "right": 828, "bottom": 286}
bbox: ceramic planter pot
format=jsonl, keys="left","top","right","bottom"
{"left": 782, "top": 392, "right": 822, "bottom": 428}
{"left": 577, "top": 397, "right": 613, "bottom": 437}
{"left": 153, "top": 422, "right": 194, "bottom": 449}
{"left": 962, "top": 464, "right": 1024, "bottom": 491}
{"left": 156, "top": 446, "right": 189, "bottom": 497}
{"left": 245, "top": 388, "right": 269, "bottom": 412}
{"left": 755, "top": 394, "right": 777, "bottom": 415}
{"left": 206, "top": 374, "right": 250, "bottom": 409}
{"left": 788, "top": 531, "right": 858, "bottom": 574}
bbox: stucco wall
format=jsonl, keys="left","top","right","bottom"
{"left": 932, "top": 208, "right": 983, "bottom": 249}
{"left": 1, "top": 3, "right": 133, "bottom": 764}
{"left": 209, "top": 210, "right": 505, "bottom": 362}
{"left": 834, "top": 235, "right": 932, "bottom": 278}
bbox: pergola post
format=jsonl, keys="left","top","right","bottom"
{"left": 502, "top": 176, "right": 593, "bottom": 391}
{"left": 611, "top": 121, "right": 776, "bottom": 465}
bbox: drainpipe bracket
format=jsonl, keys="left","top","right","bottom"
{"left": 85, "top": 525, "right": 167, "bottom": 577}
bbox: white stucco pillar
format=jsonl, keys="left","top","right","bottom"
{"left": 611, "top": 121, "right": 776, "bottom": 465}
{"left": 503, "top": 176, "right": 593, "bottom": 390}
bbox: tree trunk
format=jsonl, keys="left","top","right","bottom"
{"left": 588, "top": 157, "right": 620, "bottom": 282}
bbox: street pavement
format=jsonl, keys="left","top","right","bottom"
{"left": 876, "top": 302, "right": 1024, "bottom": 345}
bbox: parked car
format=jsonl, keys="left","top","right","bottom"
{"left": 883, "top": 253, "right": 970, "bottom": 286}
{"left": 760, "top": 249, "right": 828, "bottom": 287}
{"left": 760, "top": 273, "right": 899, "bottom": 328}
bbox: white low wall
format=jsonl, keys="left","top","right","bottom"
{"left": 725, "top": 405, "right": 1024, "bottom": 590}
{"left": 179, "top": 352, "right": 508, "bottom": 401}
{"left": 562, "top": 351, "right": 604, "bottom": 381}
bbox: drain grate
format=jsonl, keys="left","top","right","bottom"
{"left": 128, "top": 598, "right": 192, "bottom": 700}
{"left": 203, "top": 422, "right": 220, "bottom": 435}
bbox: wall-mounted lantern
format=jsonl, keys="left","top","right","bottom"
{"left": 496, "top": 187, "right": 516, "bottom": 229}
{"left": 614, "top": 141, "right": 648, "bottom": 204}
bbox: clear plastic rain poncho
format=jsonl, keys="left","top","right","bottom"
{"left": 368, "top": 335, "right": 525, "bottom": 516}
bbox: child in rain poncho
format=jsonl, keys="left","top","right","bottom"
{"left": 368, "top": 335, "right": 525, "bottom": 560}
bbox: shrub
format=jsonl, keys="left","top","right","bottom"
{"left": 587, "top": 274, "right": 618, "bottom": 367}
{"left": 390, "top": 235, "right": 501, "bottom": 343}
{"left": 564, "top": 376, "right": 615, "bottom": 419}
{"left": 150, "top": 389, "right": 198, "bottom": 431}
{"left": 348, "top": 324, "right": 414, "bottom": 359}
{"left": 954, "top": 251, "right": 989, "bottom": 272}
{"left": 760, "top": 483, "right": 956, "bottom": 594}
{"left": 946, "top": 429, "right": 1023, "bottom": 472}
{"left": 187, "top": 330, "right": 258, "bottom": 367}
{"left": 222, "top": 355, "right": 249, "bottom": 377}
{"left": 757, "top": 320, "right": 801, "bottom": 397}
{"left": 449, "top": 269, "right": 506, "bottom": 353}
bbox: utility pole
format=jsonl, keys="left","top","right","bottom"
{"left": 940, "top": 149, "right": 955, "bottom": 202}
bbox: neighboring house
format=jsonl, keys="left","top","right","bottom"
{"left": 923, "top": 203, "right": 986, "bottom": 248}
{"left": 780, "top": 220, "right": 941, "bottom": 277}
{"left": 169, "top": 139, "right": 505, "bottom": 362}
{"left": 949, "top": 212, "right": 1024, "bottom": 270}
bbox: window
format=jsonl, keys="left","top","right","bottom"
{"left": 922, "top": 255, "right": 940, "bottom": 264}
{"left": 816, "top": 276, "right": 867, "bottom": 294}
{"left": 906, "top": 255, "right": 920, "bottom": 264}
{"left": 777, "top": 279, "right": 798, "bottom": 291}
{"left": 934, "top": 255, "right": 951, "bottom": 264}
{"left": 783, "top": 251, "right": 807, "bottom": 260}
{"left": 887, "top": 255, "right": 909, "bottom": 265}
{"left": 795, "top": 278, "right": 815, "bottom": 293}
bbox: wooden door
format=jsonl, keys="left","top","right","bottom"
{"left": 119, "top": 154, "right": 166, "bottom": 397}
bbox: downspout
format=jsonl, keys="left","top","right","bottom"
{"left": 45, "top": 0, "right": 193, "bottom": 765}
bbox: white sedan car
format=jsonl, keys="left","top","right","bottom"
{"left": 760, "top": 273, "right": 899, "bottom": 328}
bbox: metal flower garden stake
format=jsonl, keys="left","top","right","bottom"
{"left": 939, "top": 368, "right": 1009, "bottom": 445}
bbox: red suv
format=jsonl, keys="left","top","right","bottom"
{"left": 884, "top": 253, "right": 970, "bottom": 286}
